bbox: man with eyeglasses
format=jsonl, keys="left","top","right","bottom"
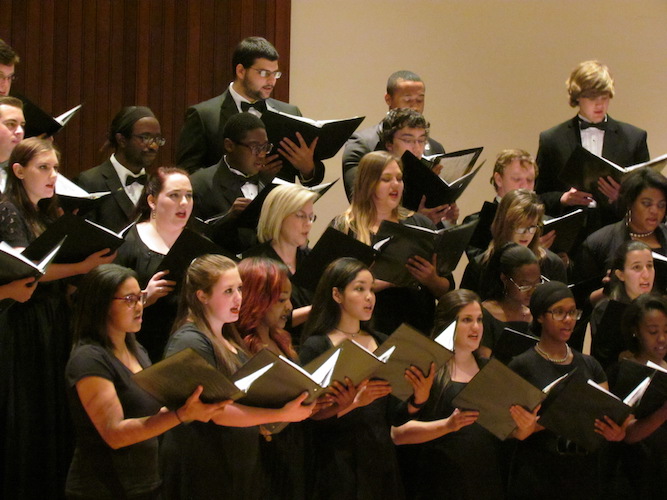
{"left": 191, "top": 112, "right": 276, "bottom": 254}
{"left": 378, "top": 108, "right": 458, "bottom": 228}
{"left": 177, "top": 36, "right": 324, "bottom": 186}
{"left": 0, "top": 96, "right": 25, "bottom": 192}
{"left": 342, "top": 70, "right": 445, "bottom": 201}
{"left": 76, "top": 106, "right": 163, "bottom": 231}
{"left": 0, "top": 39, "right": 19, "bottom": 97}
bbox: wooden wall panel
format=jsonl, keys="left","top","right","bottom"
{"left": 0, "top": 0, "right": 292, "bottom": 178}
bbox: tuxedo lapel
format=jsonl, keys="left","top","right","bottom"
{"left": 212, "top": 162, "right": 244, "bottom": 208}
{"left": 601, "top": 116, "right": 623, "bottom": 161}
{"left": 100, "top": 161, "right": 135, "bottom": 218}
{"left": 216, "top": 91, "right": 239, "bottom": 159}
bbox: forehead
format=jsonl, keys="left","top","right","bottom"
{"left": 547, "top": 297, "right": 575, "bottom": 311}
{"left": 381, "top": 160, "right": 401, "bottom": 175}
{"left": 512, "top": 262, "right": 540, "bottom": 279}
{"left": 502, "top": 159, "right": 535, "bottom": 176}
{"left": 625, "top": 249, "right": 652, "bottom": 263}
{"left": 394, "top": 126, "right": 426, "bottom": 137}
{"left": 458, "top": 302, "right": 482, "bottom": 316}
{"left": 348, "top": 269, "right": 373, "bottom": 286}
{"left": 392, "top": 79, "right": 425, "bottom": 96}
{"left": 0, "top": 104, "right": 24, "bottom": 121}
{"left": 116, "top": 277, "right": 140, "bottom": 295}
{"left": 636, "top": 187, "right": 666, "bottom": 202}
{"left": 251, "top": 58, "right": 278, "bottom": 70}
{"left": 0, "top": 63, "right": 15, "bottom": 75}
{"left": 131, "top": 117, "right": 161, "bottom": 134}
{"left": 240, "top": 127, "right": 268, "bottom": 144}
{"left": 161, "top": 173, "right": 192, "bottom": 192}
{"left": 215, "top": 268, "right": 242, "bottom": 287}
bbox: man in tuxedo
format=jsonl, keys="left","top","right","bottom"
{"left": 176, "top": 36, "right": 323, "bottom": 186}
{"left": 342, "top": 70, "right": 445, "bottom": 200}
{"left": 535, "top": 60, "right": 649, "bottom": 220}
{"left": 0, "top": 97, "right": 25, "bottom": 191}
{"left": 190, "top": 112, "right": 275, "bottom": 254}
{"left": 76, "top": 106, "right": 163, "bottom": 231}
{"left": 0, "top": 39, "right": 19, "bottom": 97}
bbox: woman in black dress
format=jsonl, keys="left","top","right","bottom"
{"left": 65, "top": 264, "right": 226, "bottom": 499}
{"left": 160, "top": 254, "right": 314, "bottom": 500}
{"left": 115, "top": 166, "right": 192, "bottom": 362}
{"left": 244, "top": 183, "right": 318, "bottom": 343}
{"left": 391, "top": 289, "right": 538, "bottom": 500}
{"left": 0, "top": 138, "right": 116, "bottom": 499}
{"left": 589, "top": 240, "right": 655, "bottom": 369}
{"left": 576, "top": 167, "right": 667, "bottom": 283}
{"left": 508, "top": 281, "right": 631, "bottom": 499}
{"left": 478, "top": 243, "right": 543, "bottom": 359}
{"left": 332, "top": 150, "right": 451, "bottom": 335}
{"left": 300, "top": 257, "right": 433, "bottom": 500}
{"left": 607, "top": 294, "right": 667, "bottom": 499}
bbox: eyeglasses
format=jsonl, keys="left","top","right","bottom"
{"left": 113, "top": 292, "right": 147, "bottom": 308}
{"left": 132, "top": 134, "right": 166, "bottom": 147}
{"left": 514, "top": 225, "right": 539, "bottom": 235}
{"left": 395, "top": 136, "right": 428, "bottom": 146}
{"left": 235, "top": 141, "right": 273, "bottom": 155}
{"left": 545, "top": 308, "right": 583, "bottom": 321}
{"left": 509, "top": 275, "right": 548, "bottom": 293}
{"left": 0, "top": 73, "right": 16, "bottom": 83}
{"left": 294, "top": 211, "right": 317, "bottom": 223}
{"left": 249, "top": 67, "right": 282, "bottom": 79}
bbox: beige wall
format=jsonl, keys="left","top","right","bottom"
{"left": 289, "top": 0, "right": 667, "bottom": 281}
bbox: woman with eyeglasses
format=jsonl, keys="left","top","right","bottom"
{"left": 160, "top": 254, "right": 314, "bottom": 500}
{"left": 244, "top": 184, "right": 318, "bottom": 345}
{"left": 589, "top": 240, "right": 655, "bottom": 370}
{"left": 461, "top": 189, "right": 566, "bottom": 294}
{"left": 507, "top": 281, "right": 631, "bottom": 499}
{"left": 576, "top": 167, "right": 667, "bottom": 288}
{"left": 114, "top": 166, "right": 193, "bottom": 362}
{"left": 65, "top": 264, "right": 227, "bottom": 500}
{"left": 392, "top": 289, "right": 538, "bottom": 500}
{"left": 477, "top": 243, "right": 543, "bottom": 359}
{"left": 0, "top": 138, "right": 118, "bottom": 498}
{"left": 332, "top": 150, "right": 452, "bottom": 336}
{"left": 606, "top": 293, "right": 667, "bottom": 499}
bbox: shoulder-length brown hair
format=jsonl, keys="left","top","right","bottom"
{"left": 334, "top": 150, "right": 412, "bottom": 245}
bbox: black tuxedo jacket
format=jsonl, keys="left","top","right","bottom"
{"left": 176, "top": 89, "right": 324, "bottom": 186}
{"left": 190, "top": 159, "right": 273, "bottom": 254}
{"left": 341, "top": 122, "right": 445, "bottom": 201}
{"left": 75, "top": 159, "right": 136, "bottom": 232}
{"left": 535, "top": 115, "right": 649, "bottom": 216}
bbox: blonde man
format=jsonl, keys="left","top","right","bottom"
{"left": 535, "top": 60, "right": 648, "bottom": 223}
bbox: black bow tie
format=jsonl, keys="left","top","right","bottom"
{"left": 579, "top": 120, "right": 607, "bottom": 131}
{"left": 240, "top": 100, "right": 267, "bottom": 113}
{"left": 233, "top": 172, "right": 260, "bottom": 186}
{"left": 125, "top": 174, "right": 147, "bottom": 186}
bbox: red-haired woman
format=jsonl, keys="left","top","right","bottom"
{"left": 237, "top": 257, "right": 307, "bottom": 499}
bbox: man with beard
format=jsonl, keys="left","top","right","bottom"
{"left": 76, "top": 106, "right": 163, "bottom": 231}
{"left": 176, "top": 36, "right": 324, "bottom": 186}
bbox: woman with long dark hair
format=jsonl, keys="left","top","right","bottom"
{"left": 300, "top": 257, "right": 433, "bottom": 500}
{"left": 65, "top": 264, "right": 225, "bottom": 499}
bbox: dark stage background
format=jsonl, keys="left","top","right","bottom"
{"left": 0, "top": 0, "right": 292, "bottom": 177}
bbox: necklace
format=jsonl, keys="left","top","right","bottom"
{"left": 535, "top": 343, "right": 571, "bottom": 364}
{"left": 629, "top": 229, "right": 655, "bottom": 239}
{"left": 334, "top": 327, "right": 361, "bottom": 338}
